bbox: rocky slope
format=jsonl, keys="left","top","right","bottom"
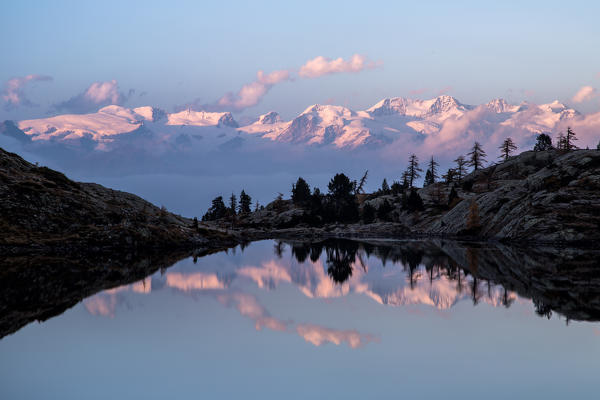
{"left": 234, "top": 149, "right": 600, "bottom": 245}
{"left": 0, "top": 147, "right": 235, "bottom": 254}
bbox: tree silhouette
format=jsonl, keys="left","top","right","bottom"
{"left": 454, "top": 155, "right": 468, "bottom": 182}
{"left": 380, "top": 178, "right": 390, "bottom": 194}
{"left": 424, "top": 169, "right": 434, "bottom": 186}
{"left": 426, "top": 156, "right": 439, "bottom": 184}
{"left": 565, "top": 127, "right": 578, "bottom": 151}
{"left": 405, "top": 154, "right": 423, "bottom": 188}
{"left": 533, "top": 133, "right": 553, "bottom": 151}
{"left": 292, "top": 177, "right": 311, "bottom": 205}
{"left": 229, "top": 193, "right": 237, "bottom": 216}
{"left": 202, "top": 196, "right": 227, "bottom": 221}
{"left": 356, "top": 170, "right": 369, "bottom": 194}
{"left": 467, "top": 142, "right": 487, "bottom": 171}
{"left": 238, "top": 190, "right": 252, "bottom": 214}
{"left": 498, "top": 137, "right": 517, "bottom": 161}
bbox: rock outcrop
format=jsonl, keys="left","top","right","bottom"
{"left": 0, "top": 147, "right": 235, "bottom": 254}
{"left": 231, "top": 149, "right": 600, "bottom": 246}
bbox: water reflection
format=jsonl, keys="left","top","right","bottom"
{"left": 2, "top": 239, "right": 600, "bottom": 343}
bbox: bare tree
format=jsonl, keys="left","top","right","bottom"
{"left": 498, "top": 137, "right": 517, "bottom": 161}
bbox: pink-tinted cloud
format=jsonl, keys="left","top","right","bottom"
{"left": 296, "top": 324, "right": 379, "bottom": 349}
{"left": 437, "top": 86, "right": 453, "bottom": 96}
{"left": 409, "top": 88, "right": 428, "bottom": 96}
{"left": 217, "top": 292, "right": 290, "bottom": 332}
{"left": 166, "top": 272, "right": 227, "bottom": 291}
{"left": 299, "top": 54, "right": 380, "bottom": 78}
{"left": 214, "top": 70, "right": 291, "bottom": 111}
{"left": 572, "top": 86, "right": 598, "bottom": 103}
{"left": 1, "top": 74, "right": 53, "bottom": 109}
{"left": 53, "top": 79, "right": 133, "bottom": 113}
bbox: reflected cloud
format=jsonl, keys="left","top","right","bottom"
{"left": 296, "top": 324, "right": 379, "bottom": 349}
{"left": 166, "top": 272, "right": 227, "bottom": 292}
{"left": 217, "top": 292, "right": 289, "bottom": 332}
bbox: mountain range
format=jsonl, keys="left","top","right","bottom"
{"left": 4, "top": 95, "right": 593, "bottom": 152}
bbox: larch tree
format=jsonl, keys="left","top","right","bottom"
{"left": 467, "top": 142, "right": 487, "bottom": 171}
{"left": 565, "top": 127, "right": 578, "bottom": 151}
{"left": 405, "top": 154, "right": 423, "bottom": 188}
{"left": 499, "top": 137, "right": 517, "bottom": 162}
{"left": 427, "top": 156, "right": 439, "bottom": 185}
{"left": 454, "top": 155, "right": 468, "bottom": 182}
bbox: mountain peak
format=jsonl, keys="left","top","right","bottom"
{"left": 257, "top": 111, "right": 281, "bottom": 125}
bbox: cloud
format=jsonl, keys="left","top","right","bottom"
{"left": 437, "top": 86, "right": 453, "bottom": 96}
{"left": 299, "top": 54, "right": 379, "bottom": 78}
{"left": 409, "top": 88, "right": 428, "bottom": 96}
{"left": 296, "top": 324, "right": 379, "bottom": 348}
{"left": 213, "top": 69, "right": 291, "bottom": 112}
{"left": 217, "top": 292, "right": 290, "bottom": 332}
{"left": 2, "top": 74, "right": 53, "bottom": 109}
{"left": 195, "top": 54, "right": 380, "bottom": 112}
{"left": 572, "top": 86, "right": 597, "bottom": 103}
{"left": 53, "top": 79, "right": 132, "bottom": 113}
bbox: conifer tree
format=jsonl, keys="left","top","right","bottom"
{"left": 499, "top": 137, "right": 517, "bottom": 161}
{"left": 427, "top": 156, "right": 439, "bottom": 184}
{"left": 229, "top": 193, "right": 237, "bottom": 216}
{"left": 533, "top": 133, "right": 553, "bottom": 151}
{"left": 405, "top": 154, "right": 423, "bottom": 188}
{"left": 381, "top": 178, "right": 390, "bottom": 194}
{"left": 424, "top": 169, "right": 434, "bottom": 186}
{"left": 467, "top": 142, "right": 487, "bottom": 171}
{"left": 565, "top": 127, "right": 578, "bottom": 151}
{"left": 454, "top": 155, "right": 467, "bottom": 182}
{"left": 292, "top": 177, "right": 311, "bottom": 204}
{"left": 238, "top": 190, "right": 252, "bottom": 214}
{"left": 597, "top": 140, "right": 600, "bottom": 150}
{"left": 442, "top": 168, "right": 456, "bottom": 185}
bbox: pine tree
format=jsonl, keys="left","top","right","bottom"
{"left": 533, "top": 133, "right": 553, "bottom": 151}
{"left": 556, "top": 132, "right": 566, "bottom": 150}
{"left": 597, "top": 141, "right": 600, "bottom": 150}
{"left": 442, "top": 168, "right": 456, "bottom": 185}
{"left": 406, "top": 154, "right": 423, "bottom": 188}
{"left": 238, "top": 190, "right": 252, "bottom": 214}
{"left": 565, "top": 127, "right": 578, "bottom": 151}
{"left": 424, "top": 169, "right": 434, "bottom": 186}
{"left": 499, "top": 137, "right": 517, "bottom": 161}
{"left": 427, "top": 156, "right": 439, "bottom": 184}
{"left": 229, "top": 193, "right": 237, "bottom": 216}
{"left": 390, "top": 181, "right": 402, "bottom": 195}
{"left": 467, "top": 142, "right": 487, "bottom": 171}
{"left": 292, "top": 177, "right": 311, "bottom": 205}
{"left": 380, "top": 178, "right": 390, "bottom": 194}
{"left": 454, "top": 155, "right": 467, "bottom": 182}
{"left": 356, "top": 170, "right": 368, "bottom": 194}
{"left": 202, "top": 196, "right": 227, "bottom": 221}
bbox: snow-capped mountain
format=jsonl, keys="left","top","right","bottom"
{"left": 6, "top": 95, "right": 595, "bottom": 152}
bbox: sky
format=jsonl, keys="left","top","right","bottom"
{"left": 2, "top": 0, "right": 600, "bottom": 120}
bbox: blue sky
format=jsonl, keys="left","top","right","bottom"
{"left": 2, "top": 0, "right": 600, "bottom": 120}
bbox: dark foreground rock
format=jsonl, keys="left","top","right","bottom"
{"left": 0, "top": 147, "right": 237, "bottom": 254}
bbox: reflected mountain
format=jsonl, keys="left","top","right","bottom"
{"left": 2, "top": 239, "right": 600, "bottom": 340}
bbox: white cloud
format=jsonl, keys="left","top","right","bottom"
{"left": 53, "top": 80, "right": 132, "bottom": 113}
{"left": 1, "top": 74, "right": 53, "bottom": 109}
{"left": 215, "top": 70, "right": 291, "bottom": 111}
{"left": 572, "top": 86, "right": 597, "bottom": 103}
{"left": 299, "top": 54, "right": 379, "bottom": 78}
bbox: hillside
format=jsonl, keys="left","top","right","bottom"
{"left": 233, "top": 149, "right": 600, "bottom": 245}
{"left": 0, "top": 147, "right": 234, "bottom": 254}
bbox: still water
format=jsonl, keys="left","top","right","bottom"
{"left": 1, "top": 239, "right": 599, "bottom": 399}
